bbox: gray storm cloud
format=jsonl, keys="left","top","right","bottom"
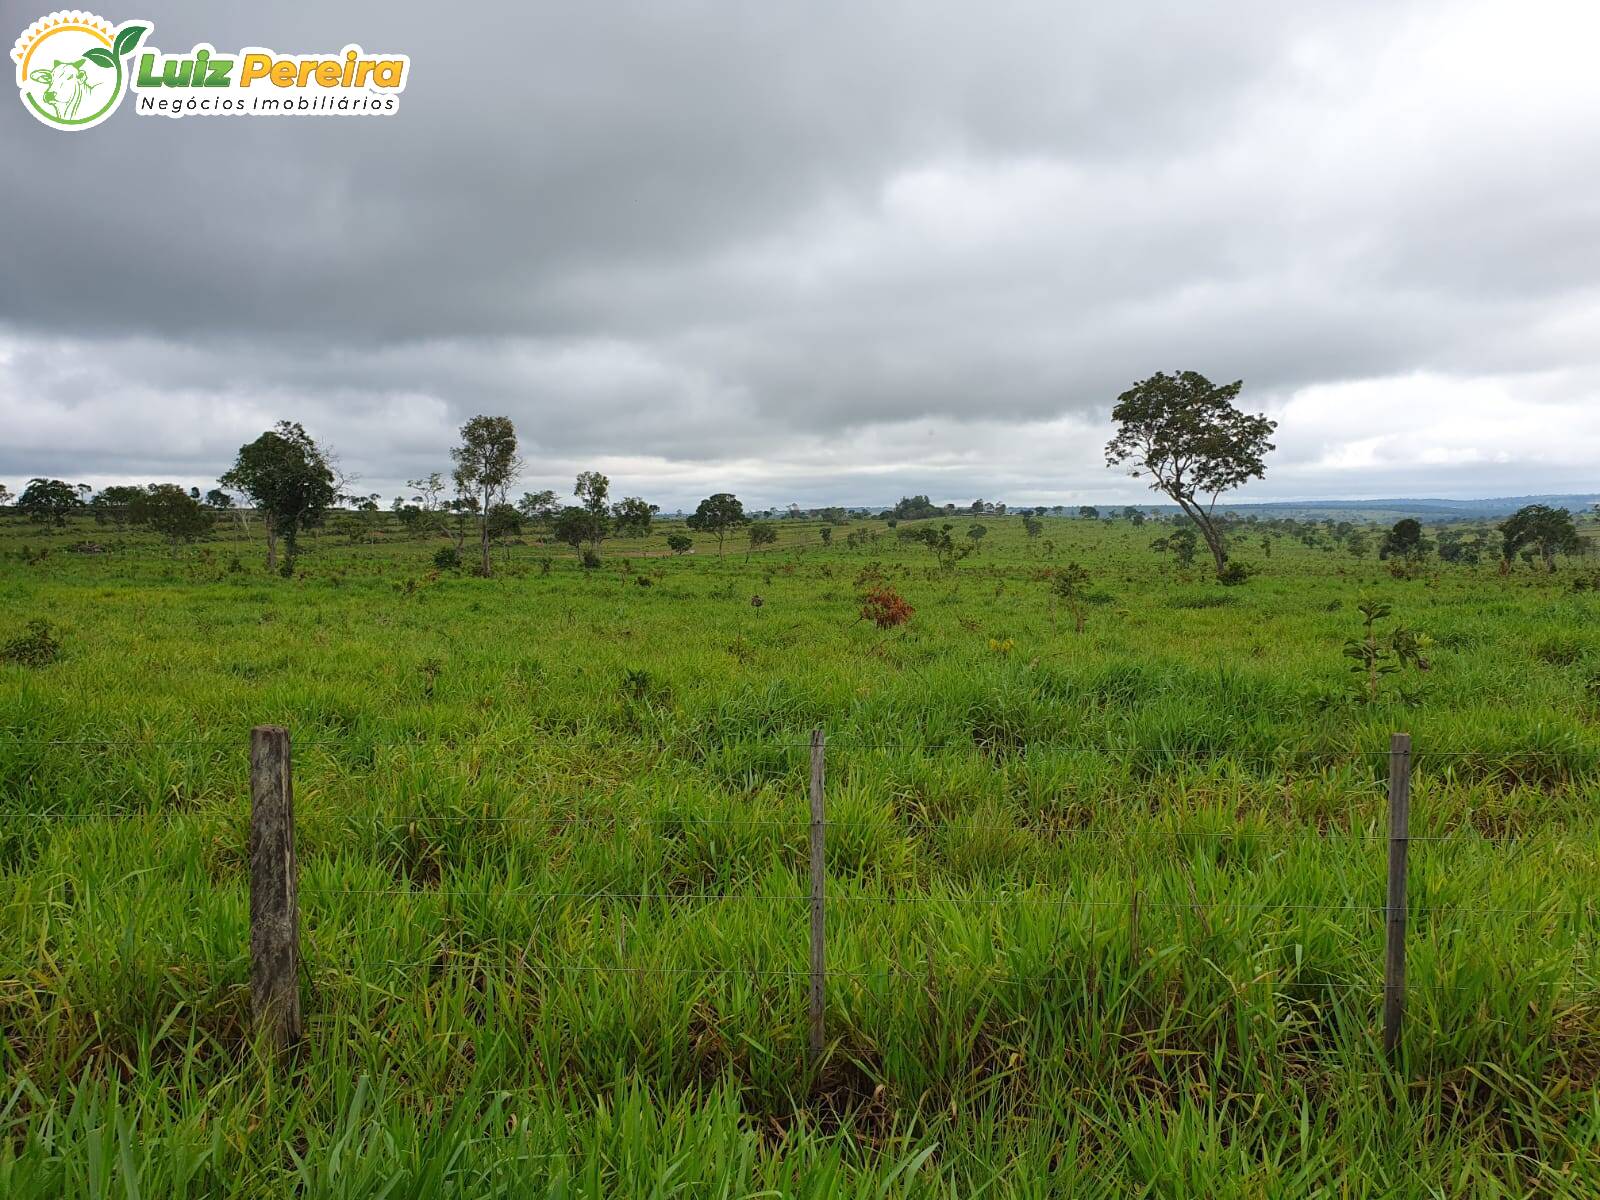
{"left": 2, "top": 0, "right": 1597, "bottom": 508}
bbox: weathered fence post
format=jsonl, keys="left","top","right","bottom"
{"left": 250, "top": 725, "right": 301, "bottom": 1049}
{"left": 1383, "top": 731, "right": 1411, "bottom": 1058}
{"left": 808, "top": 728, "right": 826, "bottom": 1071}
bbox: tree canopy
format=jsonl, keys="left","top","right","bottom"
{"left": 129, "top": 483, "right": 214, "bottom": 549}
{"left": 1499, "top": 504, "right": 1580, "bottom": 572}
{"left": 686, "top": 493, "right": 747, "bottom": 555}
{"left": 219, "top": 421, "right": 336, "bottom": 575}
{"left": 17, "top": 478, "right": 84, "bottom": 526}
{"left": 1105, "top": 371, "right": 1275, "bottom": 576}
{"left": 451, "top": 415, "right": 522, "bottom": 576}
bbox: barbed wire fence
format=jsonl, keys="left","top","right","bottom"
{"left": 5, "top": 725, "right": 1599, "bottom": 1071}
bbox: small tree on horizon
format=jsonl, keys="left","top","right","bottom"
{"left": 451, "top": 415, "right": 522, "bottom": 577}
{"left": 1378, "top": 518, "right": 1431, "bottom": 565}
{"left": 89, "top": 484, "right": 144, "bottom": 529}
{"left": 686, "top": 493, "right": 747, "bottom": 556}
{"left": 17, "top": 478, "right": 83, "bottom": 527}
{"left": 517, "top": 489, "right": 558, "bottom": 528}
{"left": 1499, "top": 504, "right": 1580, "bottom": 573}
{"left": 612, "top": 496, "right": 659, "bottom": 538}
{"left": 746, "top": 520, "right": 778, "bottom": 559}
{"left": 1105, "top": 371, "right": 1276, "bottom": 578}
{"left": 573, "top": 471, "right": 612, "bottom": 557}
{"left": 221, "top": 422, "right": 337, "bottom": 575}
{"left": 128, "top": 483, "right": 214, "bottom": 550}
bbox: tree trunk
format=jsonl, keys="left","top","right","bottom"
{"left": 1194, "top": 516, "right": 1227, "bottom": 576}
{"left": 1173, "top": 495, "right": 1227, "bottom": 576}
{"left": 479, "top": 497, "right": 492, "bottom": 578}
{"left": 265, "top": 520, "right": 278, "bottom": 573}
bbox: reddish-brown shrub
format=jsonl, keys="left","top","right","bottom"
{"left": 859, "top": 586, "right": 914, "bottom": 629}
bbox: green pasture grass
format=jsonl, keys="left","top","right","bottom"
{"left": 2, "top": 511, "right": 1599, "bottom": 1195}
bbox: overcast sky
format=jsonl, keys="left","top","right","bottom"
{"left": 3, "top": 0, "right": 1598, "bottom": 510}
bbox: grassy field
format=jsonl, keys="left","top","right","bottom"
{"left": 3, "top": 511, "right": 1599, "bottom": 1196}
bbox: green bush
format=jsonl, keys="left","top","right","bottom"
{"left": 1, "top": 619, "right": 61, "bottom": 667}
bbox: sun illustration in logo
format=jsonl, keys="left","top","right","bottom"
{"left": 12, "top": 10, "right": 149, "bottom": 130}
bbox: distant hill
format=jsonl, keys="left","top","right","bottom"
{"left": 1210, "top": 495, "right": 1600, "bottom": 521}
{"left": 734, "top": 494, "right": 1600, "bottom": 523}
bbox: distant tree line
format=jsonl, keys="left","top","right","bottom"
{"left": 5, "top": 372, "right": 1591, "bottom": 580}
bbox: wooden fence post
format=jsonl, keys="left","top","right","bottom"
{"left": 1383, "top": 731, "right": 1411, "bottom": 1058}
{"left": 250, "top": 725, "right": 301, "bottom": 1049}
{"left": 808, "top": 728, "right": 826, "bottom": 1071}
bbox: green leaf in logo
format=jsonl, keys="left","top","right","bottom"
{"left": 112, "top": 24, "right": 149, "bottom": 59}
{"left": 83, "top": 46, "right": 115, "bottom": 68}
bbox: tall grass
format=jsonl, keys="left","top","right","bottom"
{"left": 2, "top": 513, "right": 1599, "bottom": 1195}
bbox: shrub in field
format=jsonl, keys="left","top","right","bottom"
{"left": 900, "top": 523, "right": 972, "bottom": 570}
{"left": 1151, "top": 527, "right": 1198, "bottom": 569}
{"left": 433, "top": 546, "right": 462, "bottom": 571}
{"left": 2, "top": 619, "right": 61, "bottom": 667}
{"left": 1343, "top": 598, "right": 1431, "bottom": 703}
{"left": 666, "top": 533, "right": 693, "bottom": 555}
{"left": 859, "top": 585, "right": 913, "bottom": 629}
{"left": 1049, "top": 561, "right": 1092, "bottom": 633}
{"left": 1217, "top": 560, "right": 1253, "bottom": 586}
{"left": 581, "top": 549, "right": 602, "bottom": 569}
{"left": 1379, "top": 518, "right": 1432, "bottom": 566}
{"left": 746, "top": 520, "right": 778, "bottom": 559}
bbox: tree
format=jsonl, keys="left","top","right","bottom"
{"left": 1378, "top": 518, "right": 1431, "bottom": 564}
{"left": 966, "top": 523, "right": 987, "bottom": 550}
{"left": 451, "top": 415, "right": 522, "bottom": 577}
{"left": 220, "top": 421, "right": 337, "bottom": 575}
{"left": 1078, "top": 505, "right": 1099, "bottom": 520}
{"left": 612, "top": 496, "right": 659, "bottom": 538}
{"left": 686, "top": 493, "right": 747, "bottom": 556}
{"left": 1346, "top": 530, "right": 1372, "bottom": 560}
{"left": 890, "top": 495, "right": 942, "bottom": 521}
{"left": 1105, "top": 371, "right": 1276, "bottom": 577}
{"left": 575, "top": 471, "right": 610, "bottom": 516}
{"left": 203, "top": 488, "right": 233, "bottom": 510}
{"left": 89, "top": 484, "right": 144, "bottom": 528}
{"left": 1499, "top": 504, "right": 1581, "bottom": 573}
{"left": 1050, "top": 561, "right": 1093, "bottom": 633}
{"left": 486, "top": 502, "right": 522, "bottom": 545}
{"left": 1021, "top": 513, "right": 1043, "bottom": 539}
{"left": 552, "top": 506, "right": 602, "bottom": 560}
{"left": 17, "top": 478, "right": 83, "bottom": 527}
{"left": 746, "top": 520, "right": 778, "bottom": 559}
{"left": 1150, "top": 527, "right": 1198, "bottom": 569}
{"left": 517, "top": 489, "right": 558, "bottom": 527}
{"left": 666, "top": 532, "right": 693, "bottom": 555}
{"left": 0, "top": 484, "right": 11, "bottom": 508}
{"left": 899, "top": 522, "right": 972, "bottom": 570}
{"left": 129, "top": 483, "right": 214, "bottom": 550}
